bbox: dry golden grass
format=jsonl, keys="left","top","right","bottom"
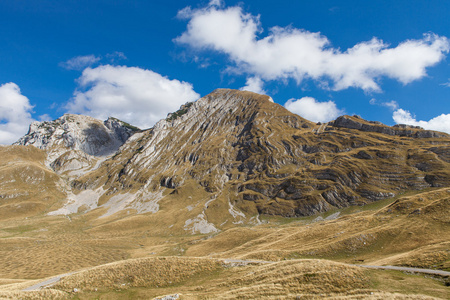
{"left": 6, "top": 257, "right": 446, "bottom": 299}
{"left": 185, "top": 188, "right": 450, "bottom": 271}
{"left": 0, "top": 236, "right": 128, "bottom": 279}
{"left": 370, "top": 241, "right": 450, "bottom": 270}
{"left": 200, "top": 259, "right": 369, "bottom": 299}
{"left": 367, "top": 269, "right": 449, "bottom": 300}
{"left": 0, "top": 289, "right": 67, "bottom": 300}
{"left": 32, "top": 258, "right": 372, "bottom": 299}
{"left": 0, "top": 146, "right": 66, "bottom": 221}
{"left": 53, "top": 256, "right": 221, "bottom": 292}
{"left": 0, "top": 280, "right": 26, "bottom": 286}
{"left": 0, "top": 215, "right": 130, "bottom": 279}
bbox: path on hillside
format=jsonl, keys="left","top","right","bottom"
{"left": 221, "top": 259, "right": 450, "bottom": 277}
{"left": 357, "top": 265, "right": 450, "bottom": 276}
{"left": 221, "top": 258, "right": 273, "bottom": 265}
{"left": 22, "top": 272, "right": 75, "bottom": 291}
{"left": 222, "top": 259, "right": 450, "bottom": 276}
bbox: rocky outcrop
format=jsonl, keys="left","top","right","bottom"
{"left": 14, "top": 114, "right": 139, "bottom": 175}
{"left": 331, "top": 115, "right": 448, "bottom": 138}
{"left": 15, "top": 114, "right": 138, "bottom": 156}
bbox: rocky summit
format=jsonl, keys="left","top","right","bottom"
{"left": 6, "top": 89, "right": 448, "bottom": 233}
{"left": 14, "top": 114, "right": 139, "bottom": 178}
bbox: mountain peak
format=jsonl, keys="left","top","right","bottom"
{"left": 209, "top": 88, "right": 273, "bottom": 102}
{"left": 15, "top": 114, "right": 138, "bottom": 156}
{"left": 14, "top": 114, "right": 138, "bottom": 176}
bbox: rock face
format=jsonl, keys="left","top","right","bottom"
{"left": 331, "top": 115, "right": 448, "bottom": 138}
{"left": 8, "top": 89, "right": 450, "bottom": 233}
{"left": 14, "top": 114, "right": 139, "bottom": 176}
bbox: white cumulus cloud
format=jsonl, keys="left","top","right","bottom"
{"left": 0, "top": 83, "right": 35, "bottom": 145}
{"left": 176, "top": 3, "right": 449, "bottom": 91}
{"left": 284, "top": 97, "right": 343, "bottom": 123}
{"left": 66, "top": 65, "right": 200, "bottom": 129}
{"left": 393, "top": 109, "right": 450, "bottom": 134}
{"left": 240, "top": 77, "right": 266, "bottom": 94}
{"left": 60, "top": 55, "right": 101, "bottom": 70}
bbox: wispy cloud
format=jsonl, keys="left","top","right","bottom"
{"left": 383, "top": 101, "right": 399, "bottom": 110}
{"left": 176, "top": 3, "right": 449, "bottom": 92}
{"left": 66, "top": 65, "right": 200, "bottom": 129}
{"left": 59, "top": 54, "right": 101, "bottom": 71}
{"left": 0, "top": 83, "right": 35, "bottom": 145}
{"left": 60, "top": 52, "right": 128, "bottom": 71}
{"left": 328, "top": 6, "right": 339, "bottom": 13}
{"left": 284, "top": 96, "right": 343, "bottom": 123}
{"left": 369, "top": 98, "right": 398, "bottom": 110}
{"left": 106, "top": 51, "right": 127, "bottom": 63}
{"left": 440, "top": 79, "right": 450, "bottom": 87}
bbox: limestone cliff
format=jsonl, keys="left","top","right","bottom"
{"left": 14, "top": 114, "right": 139, "bottom": 177}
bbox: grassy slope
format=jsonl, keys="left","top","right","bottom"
{"left": 1, "top": 258, "right": 448, "bottom": 299}
{"left": 0, "top": 187, "right": 448, "bottom": 299}
{"left": 186, "top": 188, "right": 450, "bottom": 270}
{"left": 0, "top": 146, "right": 66, "bottom": 220}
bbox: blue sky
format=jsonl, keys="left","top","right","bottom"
{"left": 0, "top": 0, "right": 449, "bottom": 144}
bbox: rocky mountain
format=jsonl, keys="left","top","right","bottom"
{"left": 331, "top": 115, "right": 447, "bottom": 138}
{"left": 5, "top": 89, "right": 450, "bottom": 233}
{"left": 14, "top": 114, "right": 139, "bottom": 178}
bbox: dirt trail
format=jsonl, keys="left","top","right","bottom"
{"left": 21, "top": 272, "right": 74, "bottom": 291}
{"left": 222, "top": 259, "right": 450, "bottom": 277}
{"left": 220, "top": 258, "right": 273, "bottom": 265}
{"left": 357, "top": 265, "right": 450, "bottom": 276}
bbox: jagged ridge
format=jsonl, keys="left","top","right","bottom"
{"left": 14, "top": 114, "right": 139, "bottom": 177}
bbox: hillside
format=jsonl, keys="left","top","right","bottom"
{"left": 0, "top": 145, "right": 65, "bottom": 220}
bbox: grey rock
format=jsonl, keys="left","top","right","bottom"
{"left": 332, "top": 116, "right": 447, "bottom": 138}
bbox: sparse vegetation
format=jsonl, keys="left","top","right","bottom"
{"left": 166, "top": 102, "right": 193, "bottom": 121}
{"left": 108, "top": 117, "right": 141, "bottom": 132}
